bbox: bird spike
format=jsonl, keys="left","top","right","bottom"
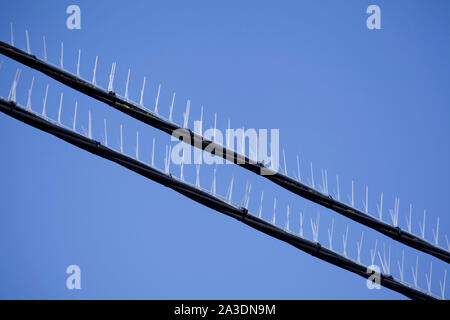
{"left": 42, "top": 84, "right": 49, "bottom": 116}
{"left": 327, "top": 218, "right": 334, "bottom": 250}
{"left": 272, "top": 198, "right": 277, "bottom": 225}
{"left": 310, "top": 212, "right": 320, "bottom": 243}
{"left": 226, "top": 175, "right": 234, "bottom": 202}
{"left": 124, "top": 68, "right": 131, "bottom": 99}
{"left": 432, "top": 216, "right": 440, "bottom": 246}
{"left": 92, "top": 56, "right": 98, "bottom": 85}
{"left": 377, "top": 243, "right": 391, "bottom": 275}
{"left": 8, "top": 69, "right": 21, "bottom": 102}
{"left": 154, "top": 84, "right": 161, "bottom": 114}
{"left": 25, "top": 29, "right": 31, "bottom": 54}
{"left": 257, "top": 191, "right": 264, "bottom": 218}
{"left": 285, "top": 205, "right": 290, "bottom": 231}
{"left": 321, "top": 169, "right": 328, "bottom": 195}
{"left": 342, "top": 224, "right": 349, "bottom": 257}
{"left": 72, "top": 101, "right": 78, "bottom": 131}
{"left": 295, "top": 155, "right": 301, "bottom": 182}
{"left": 10, "top": 22, "right": 14, "bottom": 46}
{"left": 419, "top": 210, "right": 426, "bottom": 239}
{"left": 411, "top": 256, "right": 419, "bottom": 288}
{"left": 139, "top": 76, "right": 146, "bottom": 106}
{"left": 350, "top": 180, "right": 354, "bottom": 208}
{"left": 446, "top": 235, "right": 450, "bottom": 252}
{"left": 440, "top": 270, "right": 447, "bottom": 299}
{"left": 57, "top": 92, "right": 63, "bottom": 123}
{"left": 76, "top": 49, "right": 81, "bottom": 77}
{"left": 310, "top": 162, "right": 315, "bottom": 189}
{"left": 169, "top": 92, "right": 176, "bottom": 122}
{"left": 389, "top": 197, "right": 400, "bottom": 227}
{"left": 195, "top": 165, "right": 201, "bottom": 188}
{"left": 357, "top": 231, "right": 364, "bottom": 264}
{"left": 376, "top": 192, "right": 383, "bottom": 221}
{"left": 108, "top": 62, "right": 117, "bottom": 92}
{"left": 425, "top": 262, "right": 433, "bottom": 294}
{"left": 405, "top": 203, "right": 412, "bottom": 233}
{"left": 282, "top": 149, "right": 287, "bottom": 175}
{"left": 370, "top": 239, "right": 378, "bottom": 266}
{"left": 26, "top": 76, "right": 35, "bottom": 110}
{"left": 103, "top": 119, "right": 108, "bottom": 146}
{"left": 397, "top": 249, "right": 405, "bottom": 282}
{"left": 362, "top": 185, "right": 369, "bottom": 213}
{"left": 42, "top": 36, "right": 47, "bottom": 62}
{"left": 211, "top": 166, "right": 217, "bottom": 194}
{"left": 180, "top": 151, "right": 184, "bottom": 181}
{"left": 183, "top": 100, "right": 191, "bottom": 128}
{"left": 164, "top": 145, "right": 172, "bottom": 174}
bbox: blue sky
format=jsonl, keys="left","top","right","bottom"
{"left": 0, "top": 0, "right": 449, "bottom": 299}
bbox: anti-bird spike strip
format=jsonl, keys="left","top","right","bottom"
{"left": 0, "top": 40, "right": 448, "bottom": 263}
{"left": 0, "top": 97, "right": 439, "bottom": 300}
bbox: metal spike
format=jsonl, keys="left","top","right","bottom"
{"left": 10, "top": 22, "right": 14, "bottom": 46}
{"left": 419, "top": 210, "right": 426, "bottom": 239}
{"left": 257, "top": 191, "right": 264, "bottom": 218}
{"left": 180, "top": 151, "right": 184, "bottom": 181}
{"left": 357, "top": 232, "right": 364, "bottom": 264}
{"left": 26, "top": 76, "right": 34, "bottom": 110}
{"left": 328, "top": 218, "right": 334, "bottom": 250}
{"left": 108, "top": 62, "right": 116, "bottom": 92}
{"left": 154, "top": 84, "right": 161, "bottom": 114}
{"left": 169, "top": 92, "right": 176, "bottom": 122}
{"left": 296, "top": 155, "right": 301, "bottom": 182}
{"left": 42, "top": 84, "right": 49, "bottom": 116}
{"left": 432, "top": 216, "right": 440, "bottom": 246}
{"left": 226, "top": 175, "right": 234, "bottom": 202}
{"left": 370, "top": 239, "right": 378, "bottom": 266}
{"left": 139, "top": 76, "right": 146, "bottom": 106}
{"left": 72, "top": 101, "right": 78, "bottom": 131}
{"left": 103, "top": 119, "right": 108, "bottom": 146}
{"left": 8, "top": 69, "right": 21, "bottom": 102}
{"left": 211, "top": 166, "right": 216, "bottom": 194}
{"left": 446, "top": 235, "right": 450, "bottom": 251}
{"left": 425, "top": 262, "right": 432, "bottom": 294}
{"left": 310, "top": 162, "right": 315, "bottom": 189}
{"left": 285, "top": 205, "right": 290, "bottom": 231}
{"left": 124, "top": 68, "right": 131, "bottom": 99}
{"left": 282, "top": 149, "right": 287, "bottom": 175}
{"left": 440, "top": 270, "right": 447, "bottom": 299}
{"left": 362, "top": 185, "right": 369, "bottom": 213}
{"left": 405, "top": 203, "right": 412, "bottom": 233}
{"left": 195, "top": 165, "right": 201, "bottom": 188}
{"left": 25, "top": 29, "right": 31, "bottom": 54}
{"left": 310, "top": 212, "right": 320, "bottom": 242}
{"left": 342, "top": 224, "right": 349, "bottom": 257}
{"left": 57, "top": 92, "right": 63, "bottom": 123}
{"left": 183, "top": 100, "right": 191, "bottom": 128}
{"left": 411, "top": 256, "right": 419, "bottom": 288}
{"left": 397, "top": 249, "right": 405, "bottom": 282}
{"left": 42, "top": 36, "right": 47, "bottom": 61}
{"left": 92, "top": 56, "right": 98, "bottom": 85}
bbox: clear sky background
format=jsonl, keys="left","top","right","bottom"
{"left": 0, "top": 0, "right": 449, "bottom": 299}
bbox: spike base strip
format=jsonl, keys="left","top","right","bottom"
{"left": 0, "top": 40, "right": 448, "bottom": 263}
{"left": 0, "top": 98, "right": 437, "bottom": 300}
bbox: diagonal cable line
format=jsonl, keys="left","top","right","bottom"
{"left": 0, "top": 40, "right": 448, "bottom": 264}
{"left": 0, "top": 97, "right": 439, "bottom": 300}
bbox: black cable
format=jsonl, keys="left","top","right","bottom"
{"left": 0, "top": 40, "right": 448, "bottom": 263}
{"left": 0, "top": 97, "right": 438, "bottom": 300}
